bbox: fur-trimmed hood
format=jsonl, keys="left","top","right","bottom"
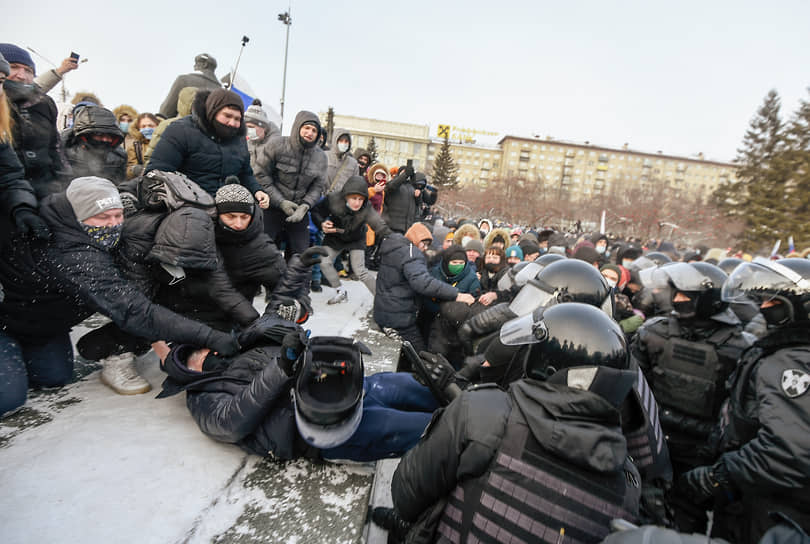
{"left": 453, "top": 222, "right": 481, "bottom": 246}
{"left": 484, "top": 227, "right": 511, "bottom": 249}
{"left": 113, "top": 104, "right": 138, "bottom": 122}
{"left": 190, "top": 89, "right": 247, "bottom": 142}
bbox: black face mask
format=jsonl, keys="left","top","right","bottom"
{"left": 672, "top": 297, "right": 698, "bottom": 319}
{"left": 213, "top": 121, "right": 239, "bottom": 141}
{"left": 485, "top": 262, "right": 500, "bottom": 272}
{"left": 761, "top": 301, "right": 792, "bottom": 327}
{"left": 3, "top": 79, "right": 38, "bottom": 102}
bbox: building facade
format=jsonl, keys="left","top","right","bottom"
{"left": 320, "top": 112, "right": 736, "bottom": 201}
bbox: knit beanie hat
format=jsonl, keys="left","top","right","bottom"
{"left": 205, "top": 88, "right": 243, "bottom": 126}
{"left": 0, "top": 43, "right": 35, "bottom": 74}
{"left": 506, "top": 245, "right": 524, "bottom": 260}
{"left": 443, "top": 246, "right": 467, "bottom": 266}
{"left": 66, "top": 177, "right": 123, "bottom": 222}
{"left": 519, "top": 240, "right": 540, "bottom": 256}
{"left": 243, "top": 104, "right": 270, "bottom": 129}
{"left": 464, "top": 239, "right": 484, "bottom": 256}
{"left": 215, "top": 184, "right": 254, "bottom": 215}
{"left": 0, "top": 53, "right": 9, "bottom": 77}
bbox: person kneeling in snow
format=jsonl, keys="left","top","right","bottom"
{"left": 155, "top": 300, "right": 439, "bottom": 462}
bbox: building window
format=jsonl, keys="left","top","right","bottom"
{"left": 400, "top": 141, "right": 410, "bottom": 153}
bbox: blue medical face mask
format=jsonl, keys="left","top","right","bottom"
{"left": 119, "top": 121, "right": 130, "bottom": 133}
{"left": 139, "top": 127, "right": 155, "bottom": 139}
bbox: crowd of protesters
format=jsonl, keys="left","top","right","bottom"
{"left": 1, "top": 44, "right": 809, "bottom": 544}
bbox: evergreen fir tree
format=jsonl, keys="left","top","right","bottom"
{"left": 783, "top": 88, "right": 810, "bottom": 247}
{"left": 431, "top": 136, "right": 460, "bottom": 188}
{"left": 714, "top": 90, "right": 791, "bottom": 250}
{"left": 367, "top": 137, "right": 379, "bottom": 163}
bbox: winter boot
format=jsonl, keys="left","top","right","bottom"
{"left": 327, "top": 288, "right": 348, "bottom": 305}
{"left": 100, "top": 352, "right": 151, "bottom": 395}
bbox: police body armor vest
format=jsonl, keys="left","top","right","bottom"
{"left": 645, "top": 317, "right": 741, "bottom": 421}
{"left": 436, "top": 407, "right": 637, "bottom": 544}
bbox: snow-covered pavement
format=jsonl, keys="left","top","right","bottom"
{"left": 1, "top": 279, "right": 401, "bottom": 543}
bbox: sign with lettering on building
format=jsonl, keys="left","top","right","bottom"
{"left": 437, "top": 124, "right": 450, "bottom": 138}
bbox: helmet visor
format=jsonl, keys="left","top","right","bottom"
{"left": 514, "top": 262, "right": 542, "bottom": 287}
{"left": 662, "top": 262, "right": 711, "bottom": 292}
{"left": 722, "top": 260, "right": 800, "bottom": 305}
{"left": 628, "top": 256, "right": 657, "bottom": 271}
{"left": 500, "top": 310, "right": 547, "bottom": 346}
{"left": 508, "top": 281, "right": 555, "bottom": 316}
{"left": 639, "top": 267, "right": 669, "bottom": 289}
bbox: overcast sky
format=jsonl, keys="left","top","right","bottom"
{"left": 4, "top": 0, "right": 808, "bottom": 161}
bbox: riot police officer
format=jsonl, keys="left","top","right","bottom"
{"left": 631, "top": 262, "right": 754, "bottom": 530}
{"left": 384, "top": 303, "right": 641, "bottom": 543}
{"left": 679, "top": 257, "right": 810, "bottom": 544}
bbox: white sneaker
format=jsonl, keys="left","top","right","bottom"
{"left": 100, "top": 353, "right": 152, "bottom": 395}
{"left": 327, "top": 289, "right": 348, "bottom": 305}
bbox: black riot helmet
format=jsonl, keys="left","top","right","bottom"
{"left": 293, "top": 336, "right": 370, "bottom": 449}
{"left": 500, "top": 303, "right": 629, "bottom": 381}
{"left": 655, "top": 262, "right": 716, "bottom": 319}
{"left": 717, "top": 257, "right": 744, "bottom": 275}
{"left": 508, "top": 258, "right": 614, "bottom": 318}
{"left": 689, "top": 261, "right": 729, "bottom": 318}
{"left": 722, "top": 257, "right": 810, "bottom": 326}
{"left": 533, "top": 253, "right": 566, "bottom": 267}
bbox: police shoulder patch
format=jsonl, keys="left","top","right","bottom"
{"left": 781, "top": 369, "right": 810, "bottom": 398}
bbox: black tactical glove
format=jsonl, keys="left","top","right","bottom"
{"left": 13, "top": 206, "right": 51, "bottom": 240}
{"left": 205, "top": 330, "right": 241, "bottom": 357}
{"left": 279, "top": 329, "right": 307, "bottom": 377}
{"left": 300, "top": 245, "right": 329, "bottom": 267}
{"left": 678, "top": 461, "right": 735, "bottom": 505}
{"left": 417, "top": 351, "right": 462, "bottom": 404}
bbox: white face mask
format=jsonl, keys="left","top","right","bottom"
{"left": 337, "top": 142, "right": 349, "bottom": 153}
{"left": 596, "top": 245, "right": 606, "bottom": 255}
{"left": 622, "top": 259, "right": 634, "bottom": 269}
{"left": 247, "top": 127, "right": 259, "bottom": 141}
{"left": 606, "top": 279, "right": 617, "bottom": 288}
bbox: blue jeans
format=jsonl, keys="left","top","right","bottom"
{"left": 321, "top": 372, "right": 438, "bottom": 461}
{"left": 0, "top": 330, "right": 74, "bottom": 417}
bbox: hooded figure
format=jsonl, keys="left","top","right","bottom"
{"left": 143, "top": 86, "right": 198, "bottom": 164}
{"left": 61, "top": 105, "right": 127, "bottom": 185}
{"left": 310, "top": 175, "right": 391, "bottom": 301}
{"left": 325, "top": 128, "right": 359, "bottom": 194}
{"left": 145, "top": 88, "right": 264, "bottom": 200}
{"left": 252, "top": 110, "right": 327, "bottom": 256}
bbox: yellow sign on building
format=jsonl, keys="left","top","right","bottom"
{"left": 437, "top": 124, "right": 450, "bottom": 138}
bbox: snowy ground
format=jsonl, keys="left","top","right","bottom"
{"left": 0, "top": 279, "right": 402, "bottom": 544}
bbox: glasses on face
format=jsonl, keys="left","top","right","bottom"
{"left": 418, "top": 240, "right": 430, "bottom": 249}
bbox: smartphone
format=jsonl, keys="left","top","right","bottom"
{"left": 70, "top": 52, "right": 80, "bottom": 61}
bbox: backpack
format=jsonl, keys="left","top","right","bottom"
{"left": 138, "top": 170, "right": 216, "bottom": 217}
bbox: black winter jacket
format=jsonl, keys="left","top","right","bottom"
{"left": 5, "top": 82, "right": 65, "bottom": 197}
{"left": 0, "top": 192, "right": 219, "bottom": 346}
{"left": 117, "top": 207, "right": 259, "bottom": 331}
{"left": 215, "top": 209, "right": 286, "bottom": 300}
{"left": 381, "top": 170, "right": 420, "bottom": 234}
{"left": 310, "top": 175, "right": 390, "bottom": 251}
{"left": 392, "top": 379, "right": 640, "bottom": 541}
{"left": 253, "top": 110, "right": 327, "bottom": 209}
{"left": 1, "top": 141, "right": 38, "bottom": 247}
{"left": 183, "top": 343, "right": 315, "bottom": 460}
{"left": 61, "top": 105, "right": 127, "bottom": 184}
{"left": 146, "top": 90, "right": 262, "bottom": 197}
{"left": 715, "top": 325, "right": 810, "bottom": 539}
{"left": 373, "top": 234, "right": 458, "bottom": 329}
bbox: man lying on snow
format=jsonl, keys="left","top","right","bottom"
{"left": 155, "top": 297, "right": 441, "bottom": 462}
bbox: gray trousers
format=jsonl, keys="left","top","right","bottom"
{"left": 319, "top": 245, "right": 376, "bottom": 295}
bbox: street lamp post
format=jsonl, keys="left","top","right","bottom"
{"left": 278, "top": 10, "right": 292, "bottom": 132}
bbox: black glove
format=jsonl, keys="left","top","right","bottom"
{"left": 13, "top": 207, "right": 51, "bottom": 240}
{"left": 678, "top": 461, "right": 734, "bottom": 505}
{"left": 417, "top": 351, "right": 462, "bottom": 404}
{"left": 205, "top": 330, "right": 241, "bottom": 357}
{"left": 279, "top": 330, "right": 306, "bottom": 377}
{"left": 300, "top": 245, "right": 329, "bottom": 267}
